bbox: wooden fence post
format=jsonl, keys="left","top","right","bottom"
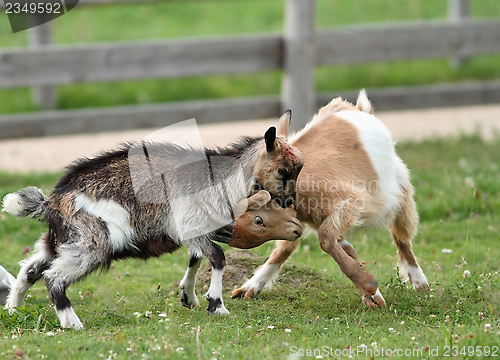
{"left": 281, "top": 0, "right": 315, "bottom": 132}
{"left": 29, "top": 14, "right": 57, "bottom": 109}
{"left": 449, "top": 0, "right": 470, "bottom": 68}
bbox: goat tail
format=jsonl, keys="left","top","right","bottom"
{"left": 2, "top": 186, "right": 47, "bottom": 219}
{"left": 356, "top": 89, "right": 373, "bottom": 114}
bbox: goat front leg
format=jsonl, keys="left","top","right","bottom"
{"left": 179, "top": 254, "right": 202, "bottom": 308}
{"left": 319, "top": 219, "right": 385, "bottom": 308}
{"left": 200, "top": 241, "right": 229, "bottom": 315}
{"left": 232, "top": 239, "right": 300, "bottom": 299}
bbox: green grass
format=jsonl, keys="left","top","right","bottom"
{"left": 1, "top": 0, "right": 500, "bottom": 114}
{"left": 0, "top": 135, "right": 499, "bottom": 359}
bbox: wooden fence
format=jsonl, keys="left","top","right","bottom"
{"left": 0, "top": 0, "right": 499, "bottom": 138}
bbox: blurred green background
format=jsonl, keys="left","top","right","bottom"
{"left": 0, "top": 0, "right": 499, "bottom": 115}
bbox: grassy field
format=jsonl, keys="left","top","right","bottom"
{"left": 0, "top": 134, "right": 498, "bottom": 359}
{"left": 0, "top": 0, "right": 500, "bottom": 115}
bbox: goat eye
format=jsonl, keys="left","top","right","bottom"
{"left": 278, "top": 168, "right": 286, "bottom": 176}
{"left": 255, "top": 216, "right": 264, "bottom": 226}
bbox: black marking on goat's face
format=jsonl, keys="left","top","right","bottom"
{"left": 253, "top": 138, "right": 304, "bottom": 208}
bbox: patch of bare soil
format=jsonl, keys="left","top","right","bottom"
{"left": 196, "top": 250, "right": 326, "bottom": 292}
{"left": 197, "top": 251, "right": 265, "bottom": 290}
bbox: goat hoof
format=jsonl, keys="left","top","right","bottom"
{"left": 362, "top": 289, "right": 385, "bottom": 308}
{"left": 180, "top": 291, "right": 199, "bottom": 309}
{"left": 206, "top": 297, "right": 229, "bottom": 315}
{"left": 231, "top": 288, "right": 245, "bottom": 298}
{"left": 244, "top": 287, "right": 255, "bottom": 299}
{"left": 5, "top": 306, "right": 17, "bottom": 316}
{"left": 415, "top": 282, "right": 430, "bottom": 291}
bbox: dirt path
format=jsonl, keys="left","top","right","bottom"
{"left": 0, "top": 103, "right": 499, "bottom": 173}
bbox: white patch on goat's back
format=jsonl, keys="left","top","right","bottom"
{"left": 336, "top": 111, "right": 404, "bottom": 222}
{"left": 2, "top": 193, "right": 25, "bottom": 217}
{"left": 74, "top": 194, "right": 134, "bottom": 252}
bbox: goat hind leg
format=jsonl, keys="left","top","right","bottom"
{"left": 232, "top": 239, "right": 300, "bottom": 299}
{"left": 390, "top": 186, "right": 429, "bottom": 290}
{"left": 5, "top": 236, "right": 50, "bottom": 313}
{"left": 43, "top": 245, "right": 103, "bottom": 329}
{"left": 179, "top": 254, "right": 202, "bottom": 308}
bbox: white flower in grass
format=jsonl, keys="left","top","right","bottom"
{"left": 285, "top": 328, "right": 291, "bottom": 333}
{"left": 267, "top": 325, "right": 275, "bottom": 329}
{"left": 484, "top": 323, "right": 492, "bottom": 332}
{"left": 442, "top": 249, "right": 453, "bottom": 254}
{"left": 465, "top": 177, "right": 475, "bottom": 188}
{"left": 463, "top": 270, "right": 470, "bottom": 278}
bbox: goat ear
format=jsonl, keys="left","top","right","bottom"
{"left": 264, "top": 127, "right": 277, "bottom": 153}
{"left": 247, "top": 190, "right": 271, "bottom": 210}
{"left": 356, "top": 89, "right": 373, "bottom": 114}
{"left": 233, "top": 190, "right": 271, "bottom": 218}
{"left": 277, "top": 109, "right": 291, "bottom": 139}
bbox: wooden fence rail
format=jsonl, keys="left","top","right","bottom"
{"left": 0, "top": 0, "right": 499, "bottom": 138}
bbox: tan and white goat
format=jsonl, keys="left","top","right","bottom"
{"left": 232, "top": 90, "right": 428, "bottom": 307}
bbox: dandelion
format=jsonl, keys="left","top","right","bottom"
{"left": 463, "top": 270, "right": 470, "bottom": 278}
{"left": 457, "top": 158, "right": 468, "bottom": 169}
{"left": 464, "top": 177, "right": 475, "bottom": 188}
{"left": 484, "top": 323, "right": 492, "bottom": 332}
